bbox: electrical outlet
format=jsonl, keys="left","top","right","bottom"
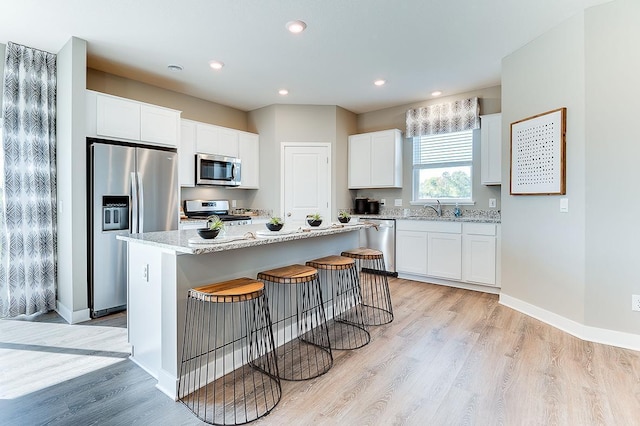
{"left": 380, "top": 199, "right": 386, "bottom": 206}
{"left": 231, "top": 199, "right": 237, "bottom": 208}
{"left": 632, "top": 295, "right": 640, "bottom": 312}
{"left": 143, "top": 264, "right": 149, "bottom": 282}
{"left": 489, "top": 198, "right": 496, "bottom": 208}
{"left": 394, "top": 199, "right": 403, "bottom": 207}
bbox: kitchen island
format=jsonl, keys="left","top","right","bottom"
{"left": 117, "top": 222, "right": 364, "bottom": 400}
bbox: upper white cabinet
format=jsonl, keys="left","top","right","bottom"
{"left": 179, "top": 120, "right": 196, "bottom": 187}
{"left": 480, "top": 113, "right": 502, "bottom": 185}
{"left": 238, "top": 131, "right": 260, "bottom": 189}
{"left": 348, "top": 129, "right": 402, "bottom": 189}
{"left": 196, "top": 123, "right": 239, "bottom": 157}
{"left": 88, "top": 90, "right": 180, "bottom": 147}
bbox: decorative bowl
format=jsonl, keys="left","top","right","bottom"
{"left": 266, "top": 223, "right": 283, "bottom": 232}
{"left": 197, "top": 228, "right": 220, "bottom": 239}
{"left": 338, "top": 216, "right": 350, "bottom": 224}
{"left": 307, "top": 219, "right": 322, "bottom": 227}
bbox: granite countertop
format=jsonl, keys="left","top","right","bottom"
{"left": 353, "top": 214, "right": 500, "bottom": 224}
{"left": 118, "top": 222, "right": 366, "bottom": 255}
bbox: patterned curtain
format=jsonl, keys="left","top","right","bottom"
{"left": 406, "top": 97, "right": 480, "bottom": 137}
{"left": 0, "top": 42, "right": 57, "bottom": 318}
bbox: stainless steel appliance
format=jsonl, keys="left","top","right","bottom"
{"left": 359, "top": 219, "right": 396, "bottom": 275}
{"left": 183, "top": 199, "right": 252, "bottom": 226}
{"left": 355, "top": 197, "right": 368, "bottom": 214}
{"left": 88, "top": 138, "right": 179, "bottom": 318}
{"left": 196, "top": 153, "right": 241, "bottom": 186}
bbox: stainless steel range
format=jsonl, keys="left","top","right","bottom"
{"left": 183, "top": 199, "right": 252, "bottom": 226}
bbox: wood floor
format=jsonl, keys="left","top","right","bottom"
{"left": 1, "top": 278, "right": 639, "bottom": 425}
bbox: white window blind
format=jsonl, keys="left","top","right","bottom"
{"left": 413, "top": 130, "right": 473, "bottom": 166}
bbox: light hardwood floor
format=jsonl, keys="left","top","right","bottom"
{"left": 1, "top": 278, "right": 639, "bottom": 425}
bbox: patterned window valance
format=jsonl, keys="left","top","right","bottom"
{"left": 406, "top": 97, "right": 480, "bottom": 138}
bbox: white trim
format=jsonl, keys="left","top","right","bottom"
{"left": 155, "top": 368, "right": 178, "bottom": 401}
{"left": 500, "top": 293, "right": 640, "bottom": 352}
{"left": 55, "top": 300, "right": 91, "bottom": 324}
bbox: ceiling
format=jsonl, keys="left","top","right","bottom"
{"left": 0, "top": 0, "right": 608, "bottom": 114}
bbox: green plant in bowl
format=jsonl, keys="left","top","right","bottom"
{"left": 266, "top": 217, "right": 284, "bottom": 231}
{"left": 307, "top": 213, "right": 323, "bottom": 227}
{"left": 198, "top": 215, "right": 224, "bottom": 239}
{"left": 338, "top": 211, "right": 351, "bottom": 223}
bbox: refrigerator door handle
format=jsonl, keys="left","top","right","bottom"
{"left": 130, "top": 172, "right": 138, "bottom": 233}
{"left": 137, "top": 172, "right": 144, "bottom": 233}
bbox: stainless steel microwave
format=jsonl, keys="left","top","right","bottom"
{"left": 196, "top": 153, "right": 242, "bottom": 186}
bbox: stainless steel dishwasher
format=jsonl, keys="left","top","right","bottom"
{"left": 359, "top": 219, "right": 397, "bottom": 275}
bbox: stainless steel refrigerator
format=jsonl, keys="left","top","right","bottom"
{"left": 88, "top": 138, "right": 179, "bottom": 318}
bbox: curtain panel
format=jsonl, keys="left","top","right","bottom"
{"left": 406, "top": 97, "right": 480, "bottom": 138}
{"left": 0, "top": 42, "right": 57, "bottom": 318}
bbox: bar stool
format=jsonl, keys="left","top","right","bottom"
{"left": 341, "top": 248, "right": 394, "bottom": 325}
{"left": 306, "top": 255, "right": 370, "bottom": 350}
{"left": 257, "top": 264, "right": 333, "bottom": 381}
{"left": 178, "top": 277, "right": 281, "bottom": 425}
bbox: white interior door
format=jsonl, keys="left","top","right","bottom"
{"left": 282, "top": 143, "right": 331, "bottom": 224}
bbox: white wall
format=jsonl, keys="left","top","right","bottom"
{"left": 56, "top": 37, "right": 89, "bottom": 323}
{"left": 584, "top": 0, "right": 640, "bottom": 333}
{"left": 501, "top": 0, "right": 640, "bottom": 339}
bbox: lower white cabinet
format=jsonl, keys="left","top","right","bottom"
{"left": 396, "top": 230, "right": 427, "bottom": 275}
{"left": 427, "top": 233, "right": 462, "bottom": 280}
{"left": 396, "top": 220, "right": 500, "bottom": 289}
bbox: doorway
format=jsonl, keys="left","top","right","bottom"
{"left": 281, "top": 143, "right": 331, "bottom": 224}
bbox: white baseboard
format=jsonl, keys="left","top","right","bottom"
{"left": 55, "top": 300, "right": 90, "bottom": 324}
{"left": 499, "top": 293, "right": 640, "bottom": 352}
{"left": 156, "top": 368, "right": 178, "bottom": 401}
{"left": 397, "top": 272, "right": 501, "bottom": 295}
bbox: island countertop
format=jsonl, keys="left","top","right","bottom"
{"left": 117, "top": 222, "right": 366, "bottom": 255}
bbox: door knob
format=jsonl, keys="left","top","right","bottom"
{"left": 287, "top": 212, "right": 292, "bottom": 217}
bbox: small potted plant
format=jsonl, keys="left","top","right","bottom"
{"left": 306, "top": 213, "right": 323, "bottom": 227}
{"left": 338, "top": 211, "right": 351, "bottom": 224}
{"left": 266, "top": 217, "right": 284, "bottom": 232}
{"left": 198, "top": 215, "right": 224, "bottom": 239}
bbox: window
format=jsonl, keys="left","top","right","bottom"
{"left": 412, "top": 129, "right": 473, "bottom": 203}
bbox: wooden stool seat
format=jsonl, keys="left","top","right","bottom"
{"left": 341, "top": 248, "right": 383, "bottom": 260}
{"left": 179, "top": 277, "right": 281, "bottom": 424}
{"left": 307, "top": 255, "right": 355, "bottom": 270}
{"left": 306, "top": 256, "right": 370, "bottom": 350}
{"left": 257, "top": 264, "right": 318, "bottom": 284}
{"left": 257, "top": 264, "right": 332, "bottom": 381}
{"left": 341, "top": 248, "right": 394, "bottom": 326}
{"left": 191, "top": 277, "right": 264, "bottom": 302}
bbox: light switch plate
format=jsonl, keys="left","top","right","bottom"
{"left": 394, "top": 199, "right": 402, "bottom": 207}
{"left": 489, "top": 198, "right": 496, "bottom": 208}
{"left": 560, "top": 198, "right": 569, "bottom": 213}
{"left": 380, "top": 199, "right": 386, "bottom": 205}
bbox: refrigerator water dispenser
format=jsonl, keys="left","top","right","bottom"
{"left": 102, "top": 195, "right": 129, "bottom": 231}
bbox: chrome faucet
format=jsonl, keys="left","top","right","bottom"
{"left": 424, "top": 200, "right": 442, "bottom": 217}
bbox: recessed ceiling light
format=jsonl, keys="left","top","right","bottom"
{"left": 431, "top": 91, "right": 442, "bottom": 97}
{"left": 209, "top": 60, "right": 224, "bottom": 70}
{"left": 374, "top": 79, "right": 386, "bottom": 86}
{"left": 278, "top": 89, "right": 289, "bottom": 96}
{"left": 286, "top": 20, "right": 307, "bottom": 34}
{"left": 167, "top": 64, "right": 183, "bottom": 72}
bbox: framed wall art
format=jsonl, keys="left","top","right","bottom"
{"left": 510, "top": 107, "right": 566, "bottom": 195}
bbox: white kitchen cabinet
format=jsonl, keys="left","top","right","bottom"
{"left": 140, "top": 105, "right": 180, "bottom": 147}
{"left": 396, "top": 230, "right": 428, "bottom": 275}
{"left": 179, "top": 220, "right": 207, "bottom": 230}
{"left": 480, "top": 113, "right": 502, "bottom": 185}
{"left": 427, "top": 233, "right": 462, "bottom": 280}
{"left": 196, "top": 123, "right": 239, "bottom": 157}
{"left": 179, "top": 120, "right": 196, "bottom": 187}
{"left": 238, "top": 131, "right": 260, "bottom": 188}
{"left": 96, "top": 94, "right": 141, "bottom": 141}
{"left": 396, "top": 219, "right": 500, "bottom": 291}
{"left": 462, "top": 223, "right": 497, "bottom": 286}
{"left": 90, "top": 90, "right": 180, "bottom": 147}
{"left": 348, "top": 129, "right": 402, "bottom": 189}
{"left": 196, "top": 123, "right": 220, "bottom": 154}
